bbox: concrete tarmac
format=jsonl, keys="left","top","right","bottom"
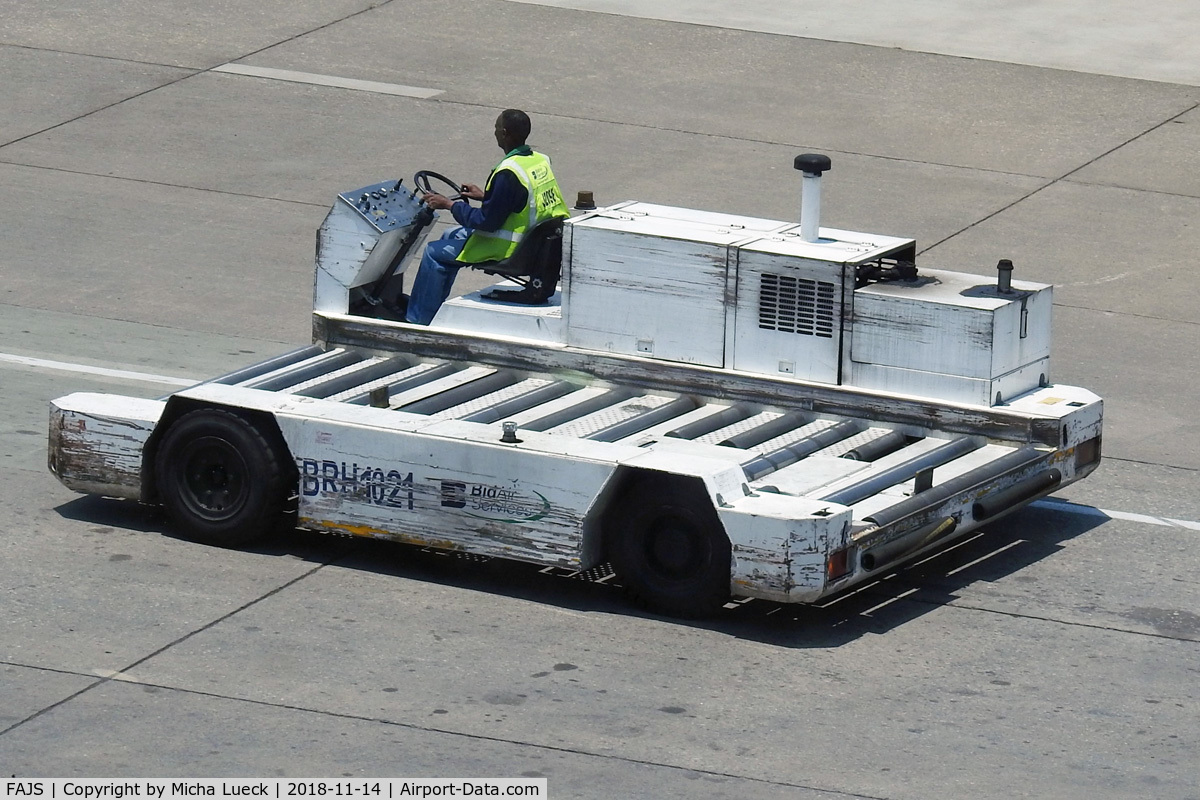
{"left": 516, "top": 0, "right": 1200, "bottom": 86}
{"left": 2, "top": 1, "right": 1198, "bottom": 797}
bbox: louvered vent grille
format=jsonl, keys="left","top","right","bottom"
{"left": 758, "top": 273, "right": 836, "bottom": 337}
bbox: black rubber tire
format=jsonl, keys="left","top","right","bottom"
{"left": 155, "top": 408, "right": 290, "bottom": 548}
{"left": 608, "top": 477, "right": 732, "bottom": 618}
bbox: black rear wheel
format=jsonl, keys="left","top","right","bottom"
{"left": 609, "top": 476, "right": 731, "bottom": 618}
{"left": 155, "top": 408, "right": 291, "bottom": 547}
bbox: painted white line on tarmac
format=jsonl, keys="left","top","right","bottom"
{"left": 212, "top": 64, "right": 444, "bottom": 98}
{"left": 0, "top": 352, "right": 196, "bottom": 387}
{"left": 1033, "top": 498, "right": 1200, "bottom": 532}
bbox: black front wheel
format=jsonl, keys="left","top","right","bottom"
{"left": 609, "top": 477, "right": 732, "bottom": 618}
{"left": 155, "top": 408, "right": 291, "bottom": 547}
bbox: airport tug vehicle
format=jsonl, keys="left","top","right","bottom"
{"left": 48, "top": 155, "right": 1102, "bottom": 617}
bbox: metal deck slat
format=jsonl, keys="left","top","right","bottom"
{"left": 543, "top": 394, "right": 680, "bottom": 439}
{"left": 921, "top": 442, "right": 1023, "bottom": 483}
{"left": 697, "top": 411, "right": 786, "bottom": 446}
{"left": 587, "top": 396, "right": 699, "bottom": 442}
{"left": 290, "top": 356, "right": 403, "bottom": 397}
{"left": 815, "top": 437, "right": 949, "bottom": 499}
{"left": 337, "top": 362, "right": 456, "bottom": 404}
{"left": 433, "top": 378, "right": 574, "bottom": 422}
{"left": 515, "top": 388, "right": 635, "bottom": 432}
{"left": 320, "top": 313, "right": 1066, "bottom": 446}
{"left": 750, "top": 457, "right": 868, "bottom": 497}
{"left": 612, "top": 403, "right": 735, "bottom": 444}
{"left": 431, "top": 377, "right": 552, "bottom": 420}
{"left": 664, "top": 404, "right": 755, "bottom": 440}
{"left": 843, "top": 441, "right": 1028, "bottom": 523}
{"left": 859, "top": 446, "right": 1049, "bottom": 529}
{"left": 816, "top": 427, "right": 896, "bottom": 459}
{"left": 741, "top": 419, "right": 867, "bottom": 481}
{"left": 240, "top": 349, "right": 362, "bottom": 392}
{"left": 818, "top": 437, "right": 984, "bottom": 507}
{"left": 386, "top": 366, "right": 497, "bottom": 410}
{"left": 749, "top": 418, "right": 840, "bottom": 455}
{"left": 715, "top": 412, "right": 809, "bottom": 449}
{"left": 210, "top": 345, "right": 324, "bottom": 386}
{"left": 400, "top": 370, "right": 523, "bottom": 416}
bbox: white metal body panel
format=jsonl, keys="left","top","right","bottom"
{"left": 563, "top": 203, "right": 790, "bottom": 367}
{"left": 720, "top": 492, "right": 853, "bottom": 603}
{"left": 850, "top": 270, "right": 1053, "bottom": 404}
{"left": 730, "top": 249, "right": 850, "bottom": 382}
{"left": 48, "top": 393, "right": 165, "bottom": 499}
{"left": 1006, "top": 384, "right": 1104, "bottom": 444}
{"left": 745, "top": 225, "right": 915, "bottom": 263}
{"left": 432, "top": 284, "right": 565, "bottom": 343}
{"left": 617, "top": 439, "right": 752, "bottom": 509}
{"left": 849, "top": 357, "right": 1051, "bottom": 407}
{"left": 265, "top": 379, "right": 856, "bottom": 599}
{"left": 280, "top": 414, "right": 620, "bottom": 566}
{"left": 565, "top": 227, "right": 731, "bottom": 366}
{"left": 576, "top": 202, "right": 792, "bottom": 237}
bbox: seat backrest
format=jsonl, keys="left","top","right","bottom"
{"left": 484, "top": 217, "right": 564, "bottom": 278}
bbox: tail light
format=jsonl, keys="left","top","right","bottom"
{"left": 1075, "top": 436, "right": 1102, "bottom": 470}
{"left": 826, "top": 546, "right": 854, "bottom": 582}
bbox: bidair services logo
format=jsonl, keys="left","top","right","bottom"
{"left": 439, "top": 479, "right": 550, "bottom": 524}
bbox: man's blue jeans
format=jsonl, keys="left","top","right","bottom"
{"left": 405, "top": 226, "right": 470, "bottom": 325}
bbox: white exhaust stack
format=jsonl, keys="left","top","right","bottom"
{"left": 795, "top": 153, "right": 832, "bottom": 243}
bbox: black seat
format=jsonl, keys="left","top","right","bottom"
{"left": 470, "top": 217, "right": 564, "bottom": 305}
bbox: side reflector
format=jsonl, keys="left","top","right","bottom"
{"left": 1075, "top": 436, "right": 1102, "bottom": 470}
{"left": 826, "top": 547, "right": 854, "bottom": 582}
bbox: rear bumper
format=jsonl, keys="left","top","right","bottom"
{"left": 831, "top": 437, "right": 1101, "bottom": 593}
{"left": 48, "top": 393, "right": 165, "bottom": 500}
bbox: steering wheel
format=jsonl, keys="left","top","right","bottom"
{"left": 413, "top": 170, "right": 465, "bottom": 201}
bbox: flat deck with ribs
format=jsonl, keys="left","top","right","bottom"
{"left": 49, "top": 322, "right": 1101, "bottom": 615}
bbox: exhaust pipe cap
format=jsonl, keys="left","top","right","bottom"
{"left": 996, "top": 258, "right": 1015, "bottom": 294}
{"left": 794, "top": 153, "right": 832, "bottom": 174}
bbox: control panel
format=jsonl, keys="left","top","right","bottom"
{"left": 339, "top": 179, "right": 424, "bottom": 233}
{"left": 315, "top": 179, "right": 435, "bottom": 314}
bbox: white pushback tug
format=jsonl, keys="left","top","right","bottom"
{"left": 48, "top": 156, "right": 1102, "bottom": 617}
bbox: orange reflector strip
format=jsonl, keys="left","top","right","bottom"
{"left": 826, "top": 547, "right": 853, "bottom": 581}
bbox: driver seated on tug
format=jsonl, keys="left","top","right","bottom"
{"left": 405, "top": 109, "right": 570, "bottom": 325}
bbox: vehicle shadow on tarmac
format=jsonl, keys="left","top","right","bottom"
{"left": 55, "top": 496, "right": 1106, "bottom": 649}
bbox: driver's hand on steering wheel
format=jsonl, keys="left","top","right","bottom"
{"left": 422, "top": 192, "right": 455, "bottom": 210}
{"left": 460, "top": 183, "right": 485, "bottom": 201}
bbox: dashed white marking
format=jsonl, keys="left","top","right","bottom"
{"left": 1033, "top": 498, "right": 1200, "bottom": 532}
{"left": 945, "top": 540, "right": 1023, "bottom": 576}
{"left": 212, "top": 64, "right": 443, "bottom": 98}
{"left": 0, "top": 352, "right": 195, "bottom": 387}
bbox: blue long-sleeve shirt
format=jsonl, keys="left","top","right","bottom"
{"left": 449, "top": 146, "right": 532, "bottom": 232}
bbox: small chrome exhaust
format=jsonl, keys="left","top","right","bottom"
{"left": 794, "top": 153, "right": 832, "bottom": 243}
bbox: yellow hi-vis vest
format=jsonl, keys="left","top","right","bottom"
{"left": 457, "top": 150, "right": 570, "bottom": 264}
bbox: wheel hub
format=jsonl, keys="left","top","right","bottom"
{"left": 181, "top": 438, "right": 248, "bottom": 519}
{"left": 646, "top": 517, "right": 704, "bottom": 579}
